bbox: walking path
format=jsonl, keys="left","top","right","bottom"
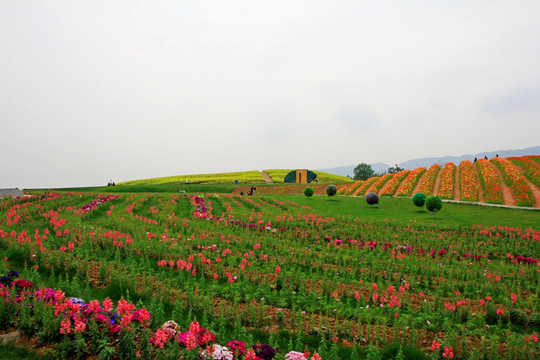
{"left": 260, "top": 171, "right": 274, "bottom": 184}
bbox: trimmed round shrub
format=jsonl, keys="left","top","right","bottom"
{"left": 412, "top": 192, "right": 427, "bottom": 207}
{"left": 366, "top": 192, "right": 379, "bottom": 206}
{"left": 304, "top": 187, "right": 314, "bottom": 197}
{"left": 425, "top": 195, "right": 442, "bottom": 216}
{"left": 326, "top": 185, "right": 337, "bottom": 197}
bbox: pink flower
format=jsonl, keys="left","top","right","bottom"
{"left": 285, "top": 351, "right": 307, "bottom": 360}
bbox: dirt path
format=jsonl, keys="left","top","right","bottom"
{"left": 512, "top": 165, "right": 540, "bottom": 208}
{"left": 491, "top": 165, "right": 516, "bottom": 206}
{"left": 454, "top": 165, "right": 461, "bottom": 201}
{"left": 260, "top": 171, "right": 274, "bottom": 184}
{"left": 412, "top": 171, "right": 428, "bottom": 195}
{"left": 472, "top": 163, "right": 485, "bottom": 203}
{"left": 432, "top": 168, "right": 443, "bottom": 196}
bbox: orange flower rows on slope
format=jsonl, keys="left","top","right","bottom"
{"left": 395, "top": 167, "right": 427, "bottom": 197}
{"left": 459, "top": 160, "right": 479, "bottom": 202}
{"left": 364, "top": 173, "right": 394, "bottom": 195}
{"left": 355, "top": 177, "right": 379, "bottom": 195}
{"left": 338, "top": 180, "right": 363, "bottom": 195}
{"left": 379, "top": 170, "right": 411, "bottom": 196}
{"left": 508, "top": 156, "right": 540, "bottom": 188}
{"left": 416, "top": 164, "right": 441, "bottom": 196}
{"left": 438, "top": 162, "right": 455, "bottom": 200}
{"left": 491, "top": 158, "right": 534, "bottom": 207}
{"left": 475, "top": 159, "right": 503, "bottom": 204}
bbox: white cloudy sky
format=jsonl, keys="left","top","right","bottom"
{"left": 2, "top": 0, "right": 540, "bottom": 188}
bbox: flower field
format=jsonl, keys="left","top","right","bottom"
{"left": 508, "top": 157, "right": 540, "bottom": 188}
{"left": 475, "top": 160, "right": 503, "bottom": 205}
{"left": 394, "top": 168, "right": 427, "bottom": 198}
{"left": 364, "top": 174, "right": 394, "bottom": 196}
{"left": 1, "top": 189, "right": 538, "bottom": 359}
{"left": 353, "top": 177, "right": 380, "bottom": 196}
{"left": 379, "top": 171, "right": 411, "bottom": 197}
{"left": 491, "top": 158, "right": 535, "bottom": 207}
{"left": 458, "top": 161, "right": 479, "bottom": 202}
{"left": 415, "top": 165, "right": 441, "bottom": 196}
{"left": 340, "top": 155, "right": 539, "bottom": 209}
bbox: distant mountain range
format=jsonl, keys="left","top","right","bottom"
{"left": 317, "top": 145, "right": 540, "bottom": 178}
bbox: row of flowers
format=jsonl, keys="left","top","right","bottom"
{"left": 379, "top": 170, "right": 411, "bottom": 196}
{"left": 491, "top": 158, "right": 535, "bottom": 207}
{"left": 475, "top": 159, "right": 504, "bottom": 204}
{"left": 364, "top": 173, "right": 394, "bottom": 196}
{"left": 415, "top": 164, "right": 441, "bottom": 196}
{"left": 337, "top": 180, "right": 363, "bottom": 195}
{"left": 508, "top": 156, "right": 540, "bottom": 188}
{"left": 459, "top": 160, "right": 479, "bottom": 202}
{"left": 394, "top": 167, "right": 426, "bottom": 197}
{"left": 437, "top": 162, "right": 455, "bottom": 199}
{"left": 353, "top": 177, "right": 379, "bottom": 196}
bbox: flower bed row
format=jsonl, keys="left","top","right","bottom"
{"left": 364, "top": 173, "right": 394, "bottom": 196}
{"left": 459, "top": 161, "right": 479, "bottom": 202}
{"left": 352, "top": 177, "right": 379, "bottom": 196}
{"left": 438, "top": 163, "right": 455, "bottom": 199}
{"left": 415, "top": 164, "right": 441, "bottom": 196}
{"left": 475, "top": 159, "right": 503, "bottom": 204}
{"left": 379, "top": 171, "right": 410, "bottom": 196}
{"left": 508, "top": 156, "right": 540, "bottom": 188}
{"left": 491, "top": 158, "right": 535, "bottom": 207}
{"left": 395, "top": 167, "right": 426, "bottom": 197}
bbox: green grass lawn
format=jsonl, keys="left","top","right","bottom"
{"left": 268, "top": 194, "right": 540, "bottom": 230}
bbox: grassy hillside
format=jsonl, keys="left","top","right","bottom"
{"left": 117, "top": 169, "right": 354, "bottom": 186}
{"left": 117, "top": 170, "right": 265, "bottom": 186}
{"left": 264, "top": 169, "right": 353, "bottom": 184}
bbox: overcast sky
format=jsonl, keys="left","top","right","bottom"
{"left": 2, "top": 1, "right": 540, "bottom": 188}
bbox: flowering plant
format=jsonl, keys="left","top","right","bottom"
{"left": 200, "top": 344, "right": 234, "bottom": 360}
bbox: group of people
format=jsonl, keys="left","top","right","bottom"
{"left": 240, "top": 186, "right": 257, "bottom": 196}
{"left": 473, "top": 154, "right": 499, "bottom": 163}
{"left": 107, "top": 180, "right": 115, "bottom": 186}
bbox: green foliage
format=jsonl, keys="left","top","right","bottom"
{"left": 388, "top": 164, "right": 405, "bottom": 174}
{"left": 304, "top": 187, "right": 315, "bottom": 197}
{"left": 412, "top": 193, "right": 427, "bottom": 207}
{"left": 354, "top": 163, "right": 375, "bottom": 180}
{"left": 425, "top": 195, "right": 442, "bottom": 216}
{"left": 509, "top": 308, "right": 527, "bottom": 326}
{"left": 326, "top": 185, "right": 337, "bottom": 197}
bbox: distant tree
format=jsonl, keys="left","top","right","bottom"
{"left": 388, "top": 164, "right": 404, "bottom": 174}
{"left": 353, "top": 163, "right": 375, "bottom": 180}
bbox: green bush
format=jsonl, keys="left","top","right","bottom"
{"left": 326, "top": 185, "right": 337, "bottom": 197}
{"left": 412, "top": 192, "right": 426, "bottom": 207}
{"left": 510, "top": 309, "right": 527, "bottom": 326}
{"left": 425, "top": 195, "right": 442, "bottom": 216}
{"left": 304, "top": 187, "right": 315, "bottom": 197}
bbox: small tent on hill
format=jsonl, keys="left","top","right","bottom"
{"left": 284, "top": 169, "right": 317, "bottom": 184}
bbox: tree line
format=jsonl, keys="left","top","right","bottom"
{"left": 353, "top": 163, "right": 404, "bottom": 181}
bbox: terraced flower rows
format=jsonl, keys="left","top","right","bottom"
{"left": 337, "top": 156, "right": 540, "bottom": 209}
